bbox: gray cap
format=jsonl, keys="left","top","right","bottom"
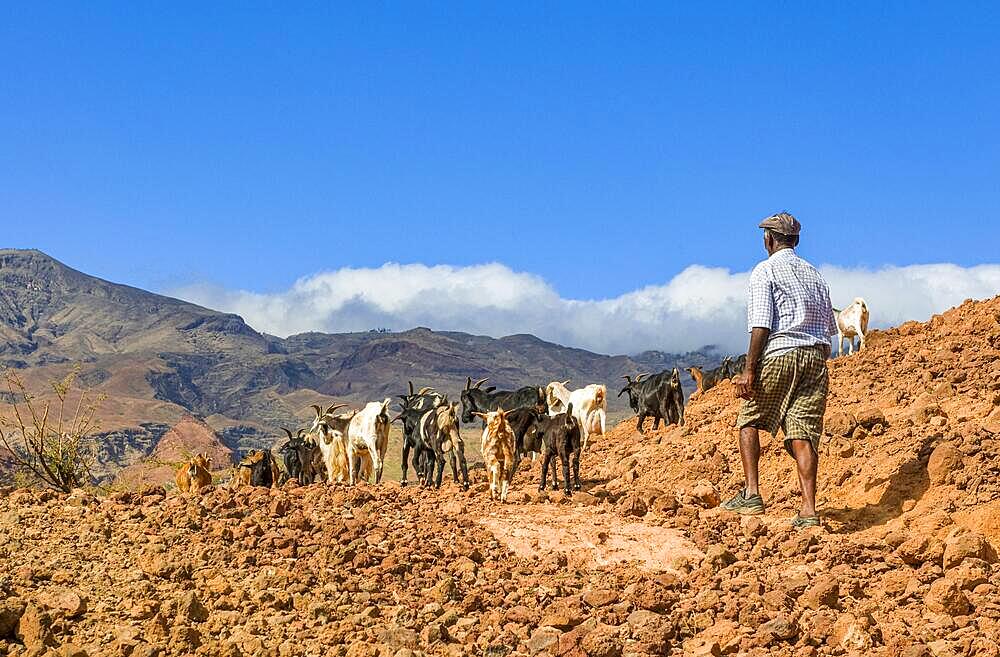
{"left": 758, "top": 212, "right": 801, "bottom": 236}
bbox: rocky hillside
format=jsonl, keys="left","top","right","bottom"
{"left": 0, "top": 249, "right": 718, "bottom": 479}
{"left": 2, "top": 297, "right": 1000, "bottom": 656}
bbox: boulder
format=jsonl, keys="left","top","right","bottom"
{"left": 681, "top": 637, "right": 722, "bottom": 657}
{"left": 527, "top": 626, "right": 561, "bottom": 655}
{"left": 582, "top": 589, "right": 619, "bottom": 608}
{"left": 0, "top": 599, "right": 25, "bottom": 639}
{"left": 896, "top": 536, "right": 945, "bottom": 566}
{"left": 799, "top": 574, "right": 840, "bottom": 610}
{"left": 176, "top": 591, "right": 209, "bottom": 622}
{"left": 539, "top": 599, "right": 583, "bottom": 630}
{"left": 37, "top": 588, "right": 88, "bottom": 620}
{"left": 619, "top": 495, "right": 648, "bottom": 518}
{"left": 925, "top": 577, "right": 970, "bottom": 616}
{"left": 690, "top": 481, "right": 720, "bottom": 508}
{"left": 943, "top": 530, "right": 994, "bottom": 569}
{"left": 579, "top": 623, "right": 623, "bottom": 657}
{"left": 831, "top": 613, "right": 875, "bottom": 650}
{"left": 856, "top": 406, "right": 886, "bottom": 429}
{"left": 825, "top": 410, "right": 858, "bottom": 438}
{"left": 927, "top": 444, "right": 964, "bottom": 485}
{"left": 702, "top": 545, "right": 736, "bottom": 569}
{"left": 947, "top": 559, "right": 990, "bottom": 591}
{"left": 15, "top": 603, "right": 56, "bottom": 653}
{"left": 626, "top": 610, "right": 672, "bottom": 654}
{"left": 757, "top": 615, "right": 797, "bottom": 644}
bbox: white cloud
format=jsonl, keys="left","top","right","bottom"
{"left": 170, "top": 261, "right": 1000, "bottom": 356}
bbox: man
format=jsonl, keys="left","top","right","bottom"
{"left": 722, "top": 212, "right": 837, "bottom": 528}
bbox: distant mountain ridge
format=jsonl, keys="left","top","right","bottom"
{"left": 0, "top": 249, "right": 723, "bottom": 478}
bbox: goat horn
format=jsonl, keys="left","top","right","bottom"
{"left": 282, "top": 428, "right": 293, "bottom": 440}
{"left": 621, "top": 375, "right": 632, "bottom": 382}
{"left": 473, "top": 377, "right": 489, "bottom": 389}
{"left": 466, "top": 376, "right": 472, "bottom": 390}
{"left": 417, "top": 387, "right": 435, "bottom": 395}
{"left": 311, "top": 404, "right": 323, "bottom": 417}
{"left": 408, "top": 381, "right": 415, "bottom": 395}
{"left": 325, "top": 403, "right": 349, "bottom": 415}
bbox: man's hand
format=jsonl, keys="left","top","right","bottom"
{"left": 735, "top": 370, "right": 755, "bottom": 400}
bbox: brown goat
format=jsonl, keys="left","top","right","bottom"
{"left": 175, "top": 453, "right": 213, "bottom": 492}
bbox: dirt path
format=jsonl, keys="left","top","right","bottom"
{"left": 477, "top": 502, "right": 703, "bottom": 572}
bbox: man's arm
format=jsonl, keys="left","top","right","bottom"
{"left": 735, "top": 327, "right": 770, "bottom": 400}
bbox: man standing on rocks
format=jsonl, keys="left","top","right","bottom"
{"left": 723, "top": 212, "right": 838, "bottom": 528}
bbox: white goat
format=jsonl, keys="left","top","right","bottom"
{"left": 307, "top": 404, "right": 354, "bottom": 483}
{"left": 836, "top": 298, "right": 870, "bottom": 356}
{"left": 545, "top": 381, "right": 607, "bottom": 450}
{"left": 346, "top": 399, "right": 391, "bottom": 485}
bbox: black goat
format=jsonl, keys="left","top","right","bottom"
{"left": 459, "top": 377, "right": 547, "bottom": 425}
{"left": 504, "top": 407, "right": 547, "bottom": 475}
{"left": 276, "top": 428, "right": 321, "bottom": 485}
{"left": 236, "top": 449, "right": 280, "bottom": 488}
{"left": 537, "top": 403, "right": 582, "bottom": 496}
{"left": 618, "top": 369, "right": 685, "bottom": 434}
{"left": 392, "top": 405, "right": 435, "bottom": 487}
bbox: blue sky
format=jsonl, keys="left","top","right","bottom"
{"left": 3, "top": 3, "right": 1000, "bottom": 353}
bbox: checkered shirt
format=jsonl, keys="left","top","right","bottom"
{"left": 747, "top": 248, "right": 837, "bottom": 358}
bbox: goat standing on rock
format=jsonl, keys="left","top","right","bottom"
{"left": 836, "top": 298, "right": 870, "bottom": 356}
{"left": 618, "top": 369, "right": 685, "bottom": 433}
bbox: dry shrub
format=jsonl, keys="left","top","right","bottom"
{"left": 0, "top": 367, "right": 105, "bottom": 492}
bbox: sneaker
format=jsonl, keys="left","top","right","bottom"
{"left": 791, "top": 514, "right": 820, "bottom": 529}
{"left": 720, "top": 489, "right": 765, "bottom": 515}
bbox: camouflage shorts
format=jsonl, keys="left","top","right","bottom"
{"left": 737, "top": 346, "right": 829, "bottom": 456}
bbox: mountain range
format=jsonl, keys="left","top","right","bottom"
{"left": 0, "top": 249, "right": 724, "bottom": 479}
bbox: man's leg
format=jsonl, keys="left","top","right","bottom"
{"left": 788, "top": 439, "right": 818, "bottom": 517}
{"left": 739, "top": 426, "right": 762, "bottom": 496}
{"left": 722, "top": 424, "right": 766, "bottom": 514}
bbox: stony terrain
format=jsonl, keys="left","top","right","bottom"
{"left": 3, "top": 298, "right": 1000, "bottom": 657}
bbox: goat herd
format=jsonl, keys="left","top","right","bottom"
{"left": 175, "top": 365, "right": 734, "bottom": 502}
{"left": 175, "top": 297, "right": 870, "bottom": 503}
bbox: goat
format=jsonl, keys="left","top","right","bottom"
{"left": 307, "top": 403, "right": 354, "bottom": 483}
{"left": 417, "top": 398, "right": 470, "bottom": 489}
{"left": 686, "top": 361, "right": 731, "bottom": 398}
{"left": 618, "top": 369, "right": 685, "bottom": 434}
{"left": 234, "top": 449, "right": 280, "bottom": 488}
{"left": 836, "top": 298, "right": 870, "bottom": 356}
{"left": 393, "top": 404, "right": 435, "bottom": 486}
{"left": 504, "top": 407, "right": 547, "bottom": 475}
{"left": 175, "top": 453, "right": 212, "bottom": 492}
{"left": 399, "top": 381, "right": 444, "bottom": 412}
{"left": 460, "top": 377, "right": 547, "bottom": 426}
{"left": 276, "top": 428, "right": 318, "bottom": 485}
{"left": 544, "top": 381, "right": 607, "bottom": 449}
{"left": 536, "top": 404, "right": 582, "bottom": 496}
{"left": 346, "top": 399, "right": 391, "bottom": 484}
{"left": 472, "top": 407, "right": 517, "bottom": 503}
